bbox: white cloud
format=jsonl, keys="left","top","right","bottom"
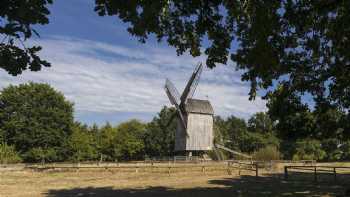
{"left": 0, "top": 36, "right": 266, "bottom": 122}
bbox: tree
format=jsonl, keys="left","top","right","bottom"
{"left": 3, "top": 1, "right": 350, "bottom": 114}
{"left": 0, "top": 82, "right": 74, "bottom": 162}
{"left": 214, "top": 114, "right": 279, "bottom": 156}
{"left": 293, "top": 139, "right": 326, "bottom": 161}
{"left": 94, "top": 1, "right": 350, "bottom": 111}
{"left": 248, "top": 112, "right": 274, "bottom": 134}
{"left": 144, "top": 106, "right": 176, "bottom": 157}
{"left": 224, "top": 116, "right": 248, "bottom": 152}
{"left": 322, "top": 138, "right": 342, "bottom": 161}
{"left": 115, "top": 119, "right": 146, "bottom": 161}
{"left": 313, "top": 100, "right": 346, "bottom": 140}
{"left": 1, "top": 0, "right": 52, "bottom": 75}
{"left": 97, "top": 122, "right": 119, "bottom": 161}
{"left": 267, "top": 85, "right": 316, "bottom": 141}
{"left": 66, "top": 122, "right": 98, "bottom": 162}
{"left": 340, "top": 141, "right": 350, "bottom": 161}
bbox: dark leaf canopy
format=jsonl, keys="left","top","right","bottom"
{"left": 1, "top": 0, "right": 349, "bottom": 113}
{"left": 0, "top": 82, "right": 74, "bottom": 161}
{"left": 94, "top": 0, "right": 350, "bottom": 111}
{"left": 0, "top": 0, "right": 52, "bottom": 75}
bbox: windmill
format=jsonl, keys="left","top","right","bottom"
{"left": 164, "top": 63, "right": 214, "bottom": 153}
{"left": 164, "top": 63, "right": 252, "bottom": 160}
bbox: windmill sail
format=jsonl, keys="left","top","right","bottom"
{"left": 165, "top": 78, "right": 180, "bottom": 105}
{"left": 180, "top": 63, "right": 203, "bottom": 105}
{"left": 165, "top": 78, "right": 187, "bottom": 130}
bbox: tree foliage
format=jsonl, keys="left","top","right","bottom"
{"left": 0, "top": 0, "right": 52, "bottom": 75}
{"left": 2, "top": 1, "right": 349, "bottom": 114}
{"left": 214, "top": 113, "right": 279, "bottom": 156}
{"left": 144, "top": 106, "right": 176, "bottom": 157}
{"left": 248, "top": 112, "right": 274, "bottom": 134}
{"left": 0, "top": 82, "right": 349, "bottom": 162}
{"left": 97, "top": 122, "right": 119, "bottom": 161}
{"left": 293, "top": 139, "right": 326, "bottom": 161}
{"left": 67, "top": 122, "right": 98, "bottom": 162}
{"left": 0, "top": 82, "right": 74, "bottom": 162}
{"left": 94, "top": 0, "right": 350, "bottom": 111}
{"left": 115, "top": 119, "right": 146, "bottom": 161}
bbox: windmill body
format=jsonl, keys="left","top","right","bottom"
{"left": 175, "top": 98, "right": 214, "bottom": 151}
{"left": 164, "top": 63, "right": 214, "bottom": 153}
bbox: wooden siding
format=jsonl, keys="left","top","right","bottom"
{"left": 175, "top": 113, "right": 214, "bottom": 151}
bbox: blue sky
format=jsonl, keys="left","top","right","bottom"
{"left": 0, "top": 0, "right": 266, "bottom": 126}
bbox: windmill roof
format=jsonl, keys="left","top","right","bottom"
{"left": 185, "top": 99, "right": 214, "bottom": 115}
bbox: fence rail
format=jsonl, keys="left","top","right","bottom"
{"left": 24, "top": 162, "right": 234, "bottom": 175}
{"left": 228, "top": 161, "right": 259, "bottom": 177}
{"left": 20, "top": 161, "right": 263, "bottom": 178}
{"left": 284, "top": 165, "right": 350, "bottom": 182}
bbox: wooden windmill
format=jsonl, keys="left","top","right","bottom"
{"left": 164, "top": 63, "right": 214, "bottom": 153}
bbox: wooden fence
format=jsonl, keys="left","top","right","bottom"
{"left": 228, "top": 161, "right": 259, "bottom": 177}
{"left": 23, "top": 161, "right": 262, "bottom": 177}
{"left": 24, "top": 163, "right": 230, "bottom": 175}
{"left": 284, "top": 165, "right": 350, "bottom": 182}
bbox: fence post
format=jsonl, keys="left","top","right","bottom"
{"left": 284, "top": 166, "right": 288, "bottom": 180}
{"left": 238, "top": 163, "right": 241, "bottom": 176}
{"left": 333, "top": 167, "right": 337, "bottom": 182}
{"left": 227, "top": 163, "right": 232, "bottom": 175}
{"left": 168, "top": 166, "right": 171, "bottom": 176}
{"left": 314, "top": 166, "right": 317, "bottom": 182}
{"left": 255, "top": 163, "right": 259, "bottom": 178}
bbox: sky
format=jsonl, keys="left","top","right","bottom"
{"left": 0, "top": 0, "right": 266, "bottom": 126}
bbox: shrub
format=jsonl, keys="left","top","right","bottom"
{"left": 0, "top": 143, "right": 22, "bottom": 164}
{"left": 253, "top": 145, "right": 281, "bottom": 161}
{"left": 24, "top": 147, "right": 58, "bottom": 163}
{"left": 292, "top": 139, "right": 326, "bottom": 161}
{"left": 340, "top": 141, "right": 350, "bottom": 161}
{"left": 322, "top": 139, "right": 342, "bottom": 161}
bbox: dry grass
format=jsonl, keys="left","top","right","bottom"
{"left": 1, "top": 162, "right": 350, "bottom": 197}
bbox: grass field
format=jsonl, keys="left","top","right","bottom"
{"left": 1, "top": 162, "right": 350, "bottom": 197}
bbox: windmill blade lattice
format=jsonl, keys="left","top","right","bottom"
{"left": 164, "top": 78, "right": 187, "bottom": 130}
{"left": 165, "top": 78, "right": 180, "bottom": 105}
{"left": 180, "top": 63, "right": 203, "bottom": 105}
{"left": 187, "top": 64, "right": 203, "bottom": 100}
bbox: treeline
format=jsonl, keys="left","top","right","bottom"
{"left": 0, "top": 83, "right": 177, "bottom": 163}
{"left": 0, "top": 83, "right": 350, "bottom": 163}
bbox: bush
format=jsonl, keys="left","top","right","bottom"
{"left": 0, "top": 143, "right": 22, "bottom": 164}
{"left": 322, "top": 139, "right": 342, "bottom": 161}
{"left": 24, "top": 147, "right": 58, "bottom": 163}
{"left": 292, "top": 139, "right": 326, "bottom": 161}
{"left": 340, "top": 141, "right": 350, "bottom": 161}
{"left": 253, "top": 145, "right": 281, "bottom": 161}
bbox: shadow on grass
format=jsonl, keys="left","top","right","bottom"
{"left": 46, "top": 172, "right": 350, "bottom": 197}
